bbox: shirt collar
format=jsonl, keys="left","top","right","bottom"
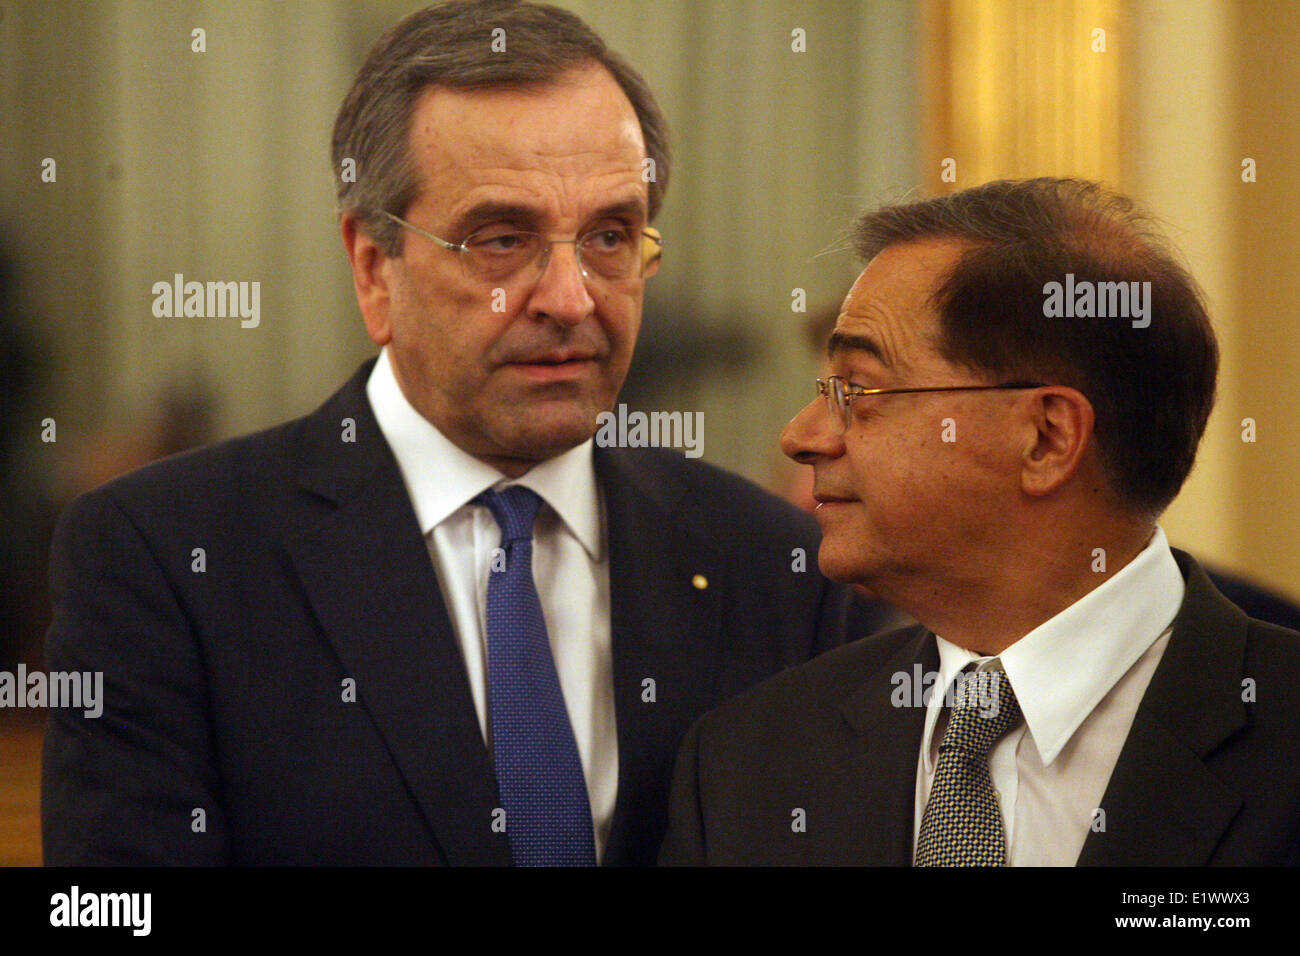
{"left": 365, "top": 346, "right": 604, "bottom": 560}
{"left": 920, "top": 526, "right": 1184, "bottom": 773}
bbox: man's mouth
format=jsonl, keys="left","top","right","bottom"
{"left": 504, "top": 353, "right": 600, "bottom": 382}
{"left": 812, "top": 492, "right": 857, "bottom": 508}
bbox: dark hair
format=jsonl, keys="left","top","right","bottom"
{"left": 331, "top": 0, "right": 670, "bottom": 256}
{"left": 852, "top": 177, "right": 1218, "bottom": 516}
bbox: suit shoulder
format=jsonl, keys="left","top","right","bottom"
{"left": 77, "top": 417, "right": 303, "bottom": 512}
{"left": 1244, "top": 617, "right": 1300, "bottom": 682}
{"left": 625, "top": 447, "right": 821, "bottom": 542}
{"left": 659, "top": 449, "right": 789, "bottom": 503}
{"left": 78, "top": 362, "right": 379, "bottom": 521}
{"left": 53, "top": 409, "right": 324, "bottom": 554}
{"left": 697, "top": 624, "right": 923, "bottom": 733}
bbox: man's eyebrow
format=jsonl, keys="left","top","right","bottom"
{"left": 446, "top": 197, "right": 649, "bottom": 240}
{"left": 587, "top": 199, "right": 648, "bottom": 224}
{"left": 827, "top": 330, "right": 892, "bottom": 368}
{"left": 447, "top": 202, "right": 542, "bottom": 238}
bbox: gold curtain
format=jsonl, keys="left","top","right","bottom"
{"left": 921, "top": 0, "right": 1123, "bottom": 191}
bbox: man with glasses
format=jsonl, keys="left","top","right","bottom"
{"left": 661, "top": 177, "right": 1300, "bottom": 866}
{"left": 42, "top": 0, "right": 887, "bottom": 866}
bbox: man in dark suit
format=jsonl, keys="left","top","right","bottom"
{"left": 662, "top": 178, "right": 1300, "bottom": 866}
{"left": 41, "top": 0, "right": 888, "bottom": 866}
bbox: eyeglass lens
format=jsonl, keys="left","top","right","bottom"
{"left": 460, "top": 226, "right": 643, "bottom": 282}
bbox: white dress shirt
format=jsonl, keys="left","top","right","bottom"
{"left": 913, "top": 526, "right": 1186, "bottom": 865}
{"left": 366, "top": 347, "right": 617, "bottom": 861}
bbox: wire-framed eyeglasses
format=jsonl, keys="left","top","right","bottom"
{"left": 380, "top": 210, "right": 663, "bottom": 284}
{"left": 815, "top": 375, "right": 1046, "bottom": 432}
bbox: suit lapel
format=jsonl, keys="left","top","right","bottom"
{"left": 596, "top": 448, "right": 726, "bottom": 864}
{"left": 834, "top": 628, "right": 937, "bottom": 865}
{"left": 285, "top": 362, "right": 510, "bottom": 866}
{"left": 1077, "top": 552, "right": 1248, "bottom": 865}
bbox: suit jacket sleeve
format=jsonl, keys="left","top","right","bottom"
{"left": 658, "top": 717, "right": 707, "bottom": 866}
{"left": 42, "top": 488, "right": 230, "bottom": 865}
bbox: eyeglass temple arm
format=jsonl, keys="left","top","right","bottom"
{"left": 839, "top": 381, "right": 1046, "bottom": 397}
{"left": 378, "top": 210, "right": 461, "bottom": 252}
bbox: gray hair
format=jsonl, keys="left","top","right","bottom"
{"left": 331, "top": 0, "right": 670, "bottom": 256}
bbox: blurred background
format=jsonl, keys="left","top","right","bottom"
{"left": 1, "top": 0, "right": 1297, "bottom": 864}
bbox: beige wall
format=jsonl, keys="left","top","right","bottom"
{"left": 1127, "top": 0, "right": 1300, "bottom": 599}
{"left": 1230, "top": 0, "right": 1300, "bottom": 599}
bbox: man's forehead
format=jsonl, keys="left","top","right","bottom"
{"left": 827, "top": 277, "right": 923, "bottom": 370}
{"left": 405, "top": 81, "right": 650, "bottom": 228}
{"left": 407, "top": 68, "right": 647, "bottom": 208}
{"left": 828, "top": 239, "right": 966, "bottom": 367}
{"left": 852, "top": 239, "right": 966, "bottom": 310}
{"left": 411, "top": 87, "right": 644, "bottom": 157}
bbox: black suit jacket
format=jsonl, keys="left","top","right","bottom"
{"left": 41, "top": 359, "right": 892, "bottom": 865}
{"left": 661, "top": 551, "right": 1300, "bottom": 865}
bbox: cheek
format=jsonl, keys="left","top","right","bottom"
{"left": 597, "top": 287, "right": 642, "bottom": 350}
{"left": 398, "top": 277, "right": 507, "bottom": 366}
{"left": 842, "top": 429, "right": 915, "bottom": 498}
{"left": 840, "top": 431, "right": 961, "bottom": 539}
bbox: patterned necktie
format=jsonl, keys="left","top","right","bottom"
{"left": 476, "top": 485, "right": 596, "bottom": 866}
{"left": 914, "top": 662, "right": 1023, "bottom": 866}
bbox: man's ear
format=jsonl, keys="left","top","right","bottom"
{"left": 341, "top": 214, "right": 396, "bottom": 346}
{"left": 1019, "top": 386, "right": 1095, "bottom": 497}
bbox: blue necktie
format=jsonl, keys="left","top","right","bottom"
{"left": 476, "top": 485, "right": 596, "bottom": 866}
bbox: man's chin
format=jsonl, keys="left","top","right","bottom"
{"left": 492, "top": 411, "right": 600, "bottom": 462}
{"left": 816, "top": 546, "right": 878, "bottom": 588}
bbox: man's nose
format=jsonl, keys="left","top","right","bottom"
{"left": 525, "top": 241, "right": 596, "bottom": 326}
{"left": 780, "top": 397, "right": 844, "bottom": 464}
